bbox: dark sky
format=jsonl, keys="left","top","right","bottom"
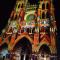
{"left": 0, "top": 0, "right": 60, "bottom": 56}
{"left": 0, "top": 0, "right": 16, "bottom": 33}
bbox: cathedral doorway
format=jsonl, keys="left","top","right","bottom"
{"left": 38, "top": 44, "right": 51, "bottom": 60}
{"left": 12, "top": 37, "right": 32, "bottom": 60}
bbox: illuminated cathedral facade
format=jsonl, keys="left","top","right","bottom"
{"left": 0, "top": 0, "right": 57, "bottom": 59}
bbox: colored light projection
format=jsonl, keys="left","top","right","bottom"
{"left": 0, "top": 0, "right": 57, "bottom": 60}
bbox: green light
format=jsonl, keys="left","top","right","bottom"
{"left": 26, "top": 14, "right": 35, "bottom": 23}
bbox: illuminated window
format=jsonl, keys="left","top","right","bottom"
{"left": 42, "top": 3, "right": 45, "bottom": 10}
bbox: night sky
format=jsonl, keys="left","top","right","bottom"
{"left": 0, "top": 0, "right": 60, "bottom": 57}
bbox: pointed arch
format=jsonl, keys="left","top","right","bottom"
{"left": 40, "top": 34, "right": 51, "bottom": 43}
{"left": 39, "top": 44, "right": 51, "bottom": 54}
{"left": 9, "top": 35, "right": 33, "bottom": 50}
{"left": 39, "top": 36, "right": 51, "bottom": 54}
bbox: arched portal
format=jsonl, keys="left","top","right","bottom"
{"left": 12, "top": 37, "right": 32, "bottom": 60}
{"left": 39, "top": 44, "right": 51, "bottom": 54}
{"left": 38, "top": 44, "right": 51, "bottom": 60}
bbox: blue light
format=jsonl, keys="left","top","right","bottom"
{"left": 44, "top": 21, "right": 46, "bottom": 24}
{"left": 1, "top": 49, "right": 8, "bottom": 56}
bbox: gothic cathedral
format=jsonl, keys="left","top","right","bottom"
{"left": 0, "top": 0, "right": 57, "bottom": 60}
